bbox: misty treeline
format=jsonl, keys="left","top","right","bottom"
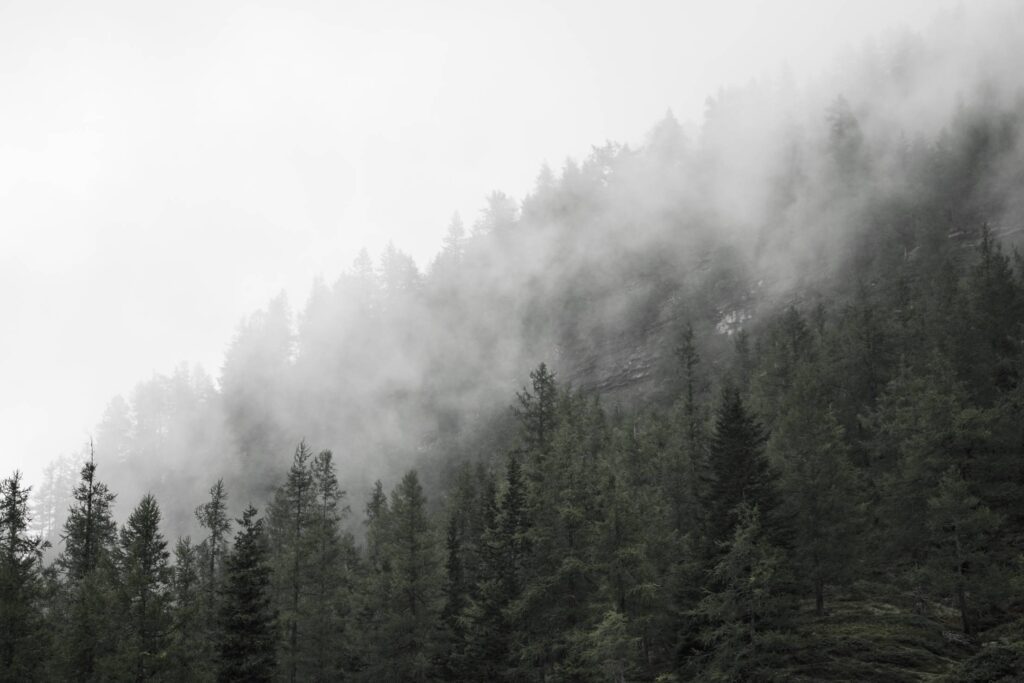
{"left": 7, "top": 11, "right": 1024, "bottom": 681}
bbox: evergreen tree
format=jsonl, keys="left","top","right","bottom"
{"left": 169, "top": 536, "right": 211, "bottom": 681}
{"left": 514, "top": 362, "right": 559, "bottom": 462}
{"left": 356, "top": 479, "right": 392, "bottom": 672}
{"left": 115, "top": 494, "right": 173, "bottom": 680}
{"left": 267, "top": 442, "right": 316, "bottom": 682}
{"left": 926, "top": 468, "right": 1001, "bottom": 635}
{"left": 194, "top": 479, "right": 231, "bottom": 672}
{"left": 306, "top": 449, "right": 353, "bottom": 680}
{"left": 57, "top": 452, "right": 120, "bottom": 681}
{"left": 696, "top": 504, "right": 789, "bottom": 679}
{"left": 218, "top": 505, "right": 276, "bottom": 683}
{"left": 378, "top": 470, "right": 440, "bottom": 681}
{"left": 772, "top": 375, "right": 861, "bottom": 615}
{"left": 707, "top": 390, "right": 776, "bottom": 548}
{"left": 0, "top": 471, "right": 46, "bottom": 681}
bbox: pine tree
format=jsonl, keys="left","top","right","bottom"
{"left": 306, "top": 449, "right": 352, "bottom": 680}
{"left": 707, "top": 390, "right": 776, "bottom": 548}
{"left": 357, "top": 479, "right": 392, "bottom": 671}
{"left": 194, "top": 479, "right": 231, "bottom": 673}
{"left": 668, "top": 323, "right": 711, "bottom": 536}
{"left": 514, "top": 362, "right": 559, "bottom": 462}
{"left": 195, "top": 479, "right": 231, "bottom": 607}
{"left": 696, "top": 503, "right": 788, "bottom": 679}
{"left": 169, "top": 536, "right": 211, "bottom": 681}
{"left": 0, "top": 471, "right": 47, "bottom": 681}
{"left": 57, "top": 452, "right": 120, "bottom": 681}
{"left": 379, "top": 470, "right": 440, "bottom": 681}
{"left": 267, "top": 441, "right": 317, "bottom": 682}
{"left": 460, "top": 477, "right": 508, "bottom": 679}
{"left": 772, "top": 374, "right": 861, "bottom": 615}
{"left": 218, "top": 505, "right": 276, "bottom": 683}
{"left": 115, "top": 494, "right": 173, "bottom": 680}
{"left": 926, "top": 468, "right": 1001, "bottom": 635}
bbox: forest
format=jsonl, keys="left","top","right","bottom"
{"left": 4, "top": 13, "right": 1024, "bottom": 683}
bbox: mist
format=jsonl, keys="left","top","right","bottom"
{"left": 5, "top": 2, "right": 1024, "bottom": 680}
{"left": 11, "top": 0, "right": 1024, "bottom": 536}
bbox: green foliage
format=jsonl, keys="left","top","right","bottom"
{"left": 0, "top": 471, "right": 47, "bottom": 681}
{"left": 707, "top": 390, "right": 777, "bottom": 548}
{"left": 57, "top": 455, "right": 121, "bottom": 681}
{"left": 696, "top": 503, "right": 791, "bottom": 680}
{"left": 113, "top": 494, "right": 173, "bottom": 680}
{"left": 217, "top": 505, "right": 276, "bottom": 683}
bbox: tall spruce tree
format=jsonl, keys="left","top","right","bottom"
{"left": 514, "top": 362, "right": 559, "bottom": 462}
{"left": 707, "top": 390, "right": 777, "bottom": 548}
{"left": 169, "top": 536, "right": 211, "bottom": 681}
{"left": 267, "top": 441, "right": 317, "bottom": 682}
{"left": 772, "top": 373, "right": 861, "bottom": 615}
{"left": 194, "top": 479, "right": 231, "bottom": 675}
{"left": 218, "top": 505, "right": 276, "bottom": 683}
{"left": 58, "top": 452, "right": 120, "bottom": 681}
{"left": 0, "top": 471, "right": 46, "bottom": 681}
{"left": 115, "top": 494, "right": 173, "bottom": 680}
{"left": 306, "top": 448, "right": 352, "bottom": 680}
{"left": 379, "top": 470, "right": 440, "bottom": 681}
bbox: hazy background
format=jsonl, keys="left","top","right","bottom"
{"left": 0, "top": 0, "right": 968, "bottom": 481}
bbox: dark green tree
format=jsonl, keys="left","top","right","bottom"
{"left": 707, "top": 390, "right": 777, "bottom": 548}
{"left": 378, "top": 470, "right": 440, "bottom": 681}
{"left": 218, "top": 505, "right": 276, "bottom": 683}
{"left": 514, "top": 362, "right": 559, "bottom": 462}
{"left": 0, "top": 471, "right": 46, "bottom": 681}
{"left": 57, "top": 453, "right": 120, "bottom": 681}
{"left": 115, "top": 494, "right": 173, "bottom": 680}
{"left": 169, "top": 536, "right": 211, "bottom": 681}
{"left": 926, "top": 468, "right": 1001, "bottom": 635}
{"left": 267, "top": 441, "right": 316, "bottom": 682}
{"left": 772, "top": 374, "right": 861, "bottom": 615}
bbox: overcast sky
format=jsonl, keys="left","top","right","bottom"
{"left": 0, "top": 0, "right": 960, "bottom": 481}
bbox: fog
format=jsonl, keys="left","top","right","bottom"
{"left": 3, "top": 0, "right": 1022, "bottom": 539}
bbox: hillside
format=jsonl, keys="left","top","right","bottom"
{"left": 7, "top": 8, "right": 1024, "bottom": 681}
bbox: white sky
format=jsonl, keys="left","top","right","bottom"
{"left": 0, "top": 0, "right": 952, "bottom": 482}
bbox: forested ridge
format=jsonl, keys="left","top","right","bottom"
{"left": 6, "top": 18, "right": 1024, "bottom": 682}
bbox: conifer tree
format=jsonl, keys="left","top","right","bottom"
{"left": 306, "top": 449, "right": 352, "bottom": 680}
{"left": 357, "top": 479, "right": 392, "bottom": 670}
{"left": 115, "top": 494, "right": 173, "bottom": 680}
{"left": 0, "top": 471, "right": 46, "bottom": 681}
{"left": 696, "top": 503, "right": 788, "bottom": 679}
{"left": 668, "top": 323, "right": 711, "bottom": 536}
{"left": 218, "top": 505, "right": 276, "bottom": 683}
{"left": 514, "top": 362, "right": 559, "bottom": 462}
{"left": 380, "top": 470, "right": 440, "bottom": 681}
{"left": 772, "top": 375, "right": 861, "bottom": 615}
{"left": 169, "top": 536, "right": 211, "bottom": 681}
{"left": 194, "top": 479, "right": 231, "bottom": 673}
{"left": 267, "top": 441, "right": 317, "bottom": 682}
{"left": 926, "top": 468, "right": 1001, "bottom": 635}
{"left": 460, "top": 478, "right": 508, "bottom": 680}
{"left": 707, "top": 390, "right": 776, "bottom": 548}
{"left": 58, "top": 452, "right": 120, "bottom": 681}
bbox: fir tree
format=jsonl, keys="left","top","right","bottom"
{"left": 267, "top": 441, "right": 316, "bottom": 682}
{"left": 0, "top": 471, "right": 46, "bottom": 681}
{"left": 58, "top": 452, "right": 119, "bottom": 681}
{"left": 926, "top": 468, "right": 1001, "bottom": 635}
{"left": 169, "top": 536, "right": 211, "bottom": 681}
{"left": 218, "top": 505, "right": 276, "bottom": 683}
{"left": 380, "top": 470, "right": 440, "bottom": 681}
{"left": 116, "top": 494, "right": 173, "bottom": 680}
{"left": 707, "top": 390, "right": 776, "bottom": 548}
